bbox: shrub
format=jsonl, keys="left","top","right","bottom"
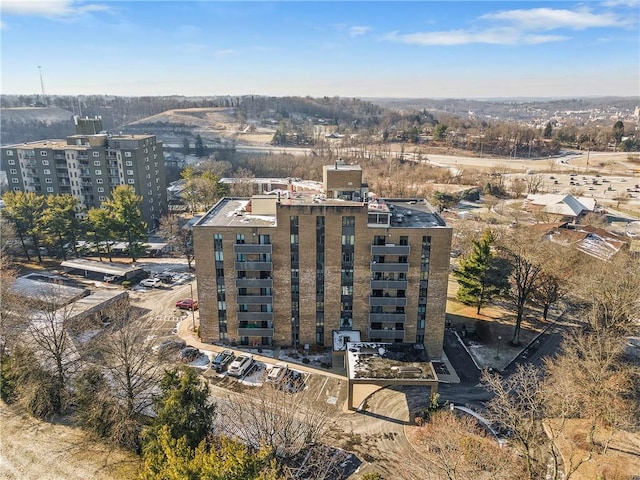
{"left": 302, "top": 357, "right": 310, "bottom": 364}
{"left": 122, "top": 281, "right": 131, "bottom": 289}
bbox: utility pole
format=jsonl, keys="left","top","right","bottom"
{"left": 37, "top": 66, "right": 46, "bottom": 104}
{"left": 189, "top": 283, "right": 196, "bottom": 332}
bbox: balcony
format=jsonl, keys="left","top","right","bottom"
{"left": 369, "top": 313, "right": 406, "bottom": 323}
{"left": 235, "top": 278, "right": 273, "bottom": 288}
{"left": 53, "top": 154, "right": 65, "bottom": 160}
{"left": 370, "top": 262, "right": 409, "bottom": 273}
{"left": 238, "top": 327, "right": 274, "bottom": 337}
{"left": 370, "top": 279, "right": 408, "bottom": 290}
{"left": 369, "top": 296, "right": 407, "bottom": 307}
{"left": 237, "top": 311, "right": 273, "bottom": 322}
{"left": 233, "top": 243, "right": 272, "bottom": 254}
{"left": 368, "top": 329, "right": 405, "bottom": 340}
{"left": 236, "top": 294, "right": 273, "bottom": 304}
{"left": 371, "top": 244, "right": 411, "bottom": 255}
{"left": 59, "top": 180, "right": 71, "bottom": 187}
{"left": 235, "top": 261, "right": 272, "bottom": 272}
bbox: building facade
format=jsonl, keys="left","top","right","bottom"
{"left": 193, "top": 162, "right": 452, "bottom": 358}
{"left": 1, "top": 128, "right": 166, "bottom": 227}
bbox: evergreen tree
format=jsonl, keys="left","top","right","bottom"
{"left": 101, "top": 185, "right": 146, "bottom": 261}
{"left": 612, "top": 120, "right": 625, "bottom": 146}
{"left": 454, "top": 229, "right": 510, "bottom": 314}
{"left": 543, "top": 122, "right": 553, "bottom": 139}
{"left": 1, "top": 191, "right": 46, "bottom": 262}
{"left": 195, "top": 134, "right": 206, "bottom": 157}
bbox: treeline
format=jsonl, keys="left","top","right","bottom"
{"left": 1, "top": 187, "right": 147, "bottom": 263}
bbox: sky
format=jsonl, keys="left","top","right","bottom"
{"left": 1, "top": 0, "right": 639, "bottom": 99}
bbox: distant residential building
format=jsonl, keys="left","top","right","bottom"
{"left": 525, "top": 193, "right": 596, "bottom": 222}
{"left": 193, "top": 160, "right": 452, "bottom": 358}
{"left": 1, "top": 121, "right": 167, "bottom": 228}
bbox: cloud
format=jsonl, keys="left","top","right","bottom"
{"left": 0, "top": 0, "right": 110, "bottom": 18}
{"left": 213, "top": 49, "right": 238, "bottom": 58}
{"left": 599, "top": 0, "right": 640, "bottom": 7}
{"left": 332, "top": 23, "right": 372, "bottom": 37}
{"left": 385, "top": 28, "right": 567, "bottom": 46}
{"left": 384, "top": 5, "right": 628, "bottom": 47}
{"left": 481, "top": 7, "right": 621, "bottom": 31}
{"left": 348, "top": 25, "right": 371, "bottom": 37}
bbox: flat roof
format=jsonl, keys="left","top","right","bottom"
{"left": 12, "top": 275, "right": 87, "bottom": 304}
{"left": 60, "top": 258, "right": 143, "bottom": 276}
{"left": 345, "top": 342, "right": 436, "bottom": 381}
{"left": 195, "top": 195, "right": 447, "bottom": 229}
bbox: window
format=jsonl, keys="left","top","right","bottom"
{"left": 96, "top": 179, "right": 103, "bottom": 184}
{"left": 47, "top": 187, "right": 54, "bottom": 193}
{"left": 41, "top": 160, "right": 49, "bottom": 166}
{"left": 94, "top": 161, "right": 101, "bottom": 166}
{"left": 145, "top": 165, "right": 150, "bottom": 171}
{"left": 6, "top": 150, "right": 13, "bottom": 156}
{"left": 45, "top": 178, "right": 52, "bottom": 183}
{"left": 43, "top": 169, "right": 50, "bottom": 175}
{"left": 97, "top": 187, "right": 104, "bottom": 193}
{"left": 99, "top": 196, "right": 106, "bottom": 201}
{"left": 13, "top": 187, "right": 20, "bottom": 192}
{"left": 11, "top": 178, "right": 18, "bottom": 183}
{"left": 9, "top": 169, "right": 17, "bottom": 174}
{"left": 127, "top": 170, "right": 134, "bottom": 175}
{"left": 40, "top": 151, "right": 48, "bottom": 156}
{"left": 95, "top": 169, "right": 102, "bottom": 175}
{"left": 127, "top": 179, "right": 134, "bottom": 184}
{"left": 93, "top": 151, "right": 100, "bottom": 157}
{"left": 124, "top": 151, "right": 132, "bottom": 157}
{"left": 125, "top": 160, "right": 133, "bottom": 166}
{"left": 7, "top": 159, "right": 15, "bottom": 165}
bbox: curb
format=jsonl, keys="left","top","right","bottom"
{"left": 453, "top": 330, "right": 482, "bottom": 371}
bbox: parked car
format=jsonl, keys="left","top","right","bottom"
{"left": 176, "top": 298, "right": 198, "bottom": 310}
{"left": 156, "top": 272, "right": 175, "bottom": 283}
{"left": 211, "top": 349, "right": 235, "bottom": 373}
{"left": 178, "top": 346, "right": 201, "bottom": 363}
{"left": 227, "top": 354, "right": 254, "bottom": 377}
{"left": 266, "top": 362, "right": 288, "bottom": 385}
{"left": 140, "top": 277, "right": 162, "bottom": 288}
{"left": 103, "top": 274, "right": 117, "bottom": 282}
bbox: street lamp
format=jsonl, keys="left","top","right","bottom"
{"left": 495, "top": 335, "right": 502, "bottom": 360}
{"left": 189, "top": 283, "right": 196, "bottom": 332}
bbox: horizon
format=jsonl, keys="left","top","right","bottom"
{"left": 1, "top": 1, "right": 639, "bottom": 98}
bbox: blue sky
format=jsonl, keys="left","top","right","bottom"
{"left": 1, "top": 1, "right": 638, "bottom": 98}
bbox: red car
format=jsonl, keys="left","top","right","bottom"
{"left": 176, "top": 299, "right": 198, "bottom": 310}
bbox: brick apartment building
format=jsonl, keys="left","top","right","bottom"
{"left": 0, "top": 116, "right": 167, "bottom": 228}
{"left": 193, "top": 161, "right": 452, "bottom": 358}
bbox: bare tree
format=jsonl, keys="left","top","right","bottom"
{"left": 158, "top": 212, "right": 195, "bottom": 268}
{"left": 576, "top": 252, "right": 640, "bottom": 335}
{"left": 408, "top": 410, "right": 522, "bottom": 480}
{"left": 89, "top": 306, "right": 166, "bottom": 449}
{"left": 543, "top": 328, "right": 638, "bottom": 473}
{"left": 482, "top": 365, "right": 549, "bottom": 480}
{"left": 24, "top": 283, "right": 86, "bottom": 413}
{"left": 525, "top": 173, "right": 545, "bottom": 194}
{"left": 219, "top": 378, "right": 337, "bottom": 460}
{"left": 498, "top": 229, "right": 545, "bottom": 345}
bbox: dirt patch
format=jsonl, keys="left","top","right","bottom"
{"left": 0, "top": 402, "right": 140, "bottom": 480}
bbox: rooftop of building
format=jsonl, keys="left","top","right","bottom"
{"left": 195, "top": 193, "right": 447, "bottom": 229}
{"left": 3, "top": 133, "right": 156, "bottom": 150}
{"left": 345, "top": 342, "right": 436, "bottom": 381}
{"left": 324, "top": 161, "right": 362, "bottom": 172}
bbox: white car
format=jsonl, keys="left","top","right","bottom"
{"left": 266, "top": 363, "right": 288, "bottom": 385}
{"left": 140, "top": 277, "right": 162, "bottom": 288}
{"left": 227, "top": 354, "right": 254, "bottom": 377}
